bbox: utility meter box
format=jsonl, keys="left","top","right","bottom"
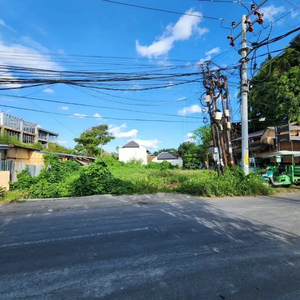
{"left": 205, "top": 95, "right": 211, "bottom": 103}
{"left": 214, "top": 111, "right": 222, "bottom": 121}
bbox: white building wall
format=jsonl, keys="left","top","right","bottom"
{"left": 118, "top": 147, "right": 148, "bottom": 165}
{"left": 152, "top": 157, "right": 183, "bottom": 168}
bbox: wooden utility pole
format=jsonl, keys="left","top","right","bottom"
{"left": 202, "top": 63, "right": 223, "bottom": 176}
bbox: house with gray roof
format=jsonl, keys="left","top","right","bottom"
{"left": 152, "top": 151, "right": 183, "bottom": 168}
{"left": 118, "top": 140, "right": 149, "bottom": 165}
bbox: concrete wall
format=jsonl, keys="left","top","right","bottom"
{"left": 119, "top": 147, "right": 148, "bottom": 165}
{"left": 0, "top": 171, "right": 10, "bottom": 191}
{"left": 6, "top": 148, "right": 44, "bottom": 166}
{"left": 152, "top": 157, "right": 183, "bottom": 168}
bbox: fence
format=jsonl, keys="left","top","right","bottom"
{"left": 0, "top": 160, "right": 44, "bottom": 182}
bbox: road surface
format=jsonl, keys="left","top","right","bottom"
{"left": 0, "top": 193, "right": 300, "bottom": 299}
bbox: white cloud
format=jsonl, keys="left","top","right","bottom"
{"left": 291, "top": 9, "right": 299, "bottom": 19}
{"left": 261, "top": 5, "right": 285, "bottom": 22}
{"left": 43, "top": 88, "right": 55, "bottom": 94}
{"left": 20, "top": 36, "right": 49, "bottom": 53}
{"left": 184, "top": 132, "right": 195, "bottom": 142}
{"left": 0, "top": 97, "right": 14, "bottom": 101}
{"left": 134, "top": 139, "right": 160, "bottom": 149}
{"left": 234, "top": 90, "right": 239, "bottom": 98}
{"left": 108, "top": 123, "right": 138, "bottom": 138}
{"left": 93, "top": 112, "right": 102, "bottom": 120}
{"left": 166, "top": 81, "right": 173, "bottom": 89}
{"left": 178, "top": 104, "right": 204, "bottom": 116}
{"left": 73, "top": 113, "right": 87, "bottom": 118}
{"left": 205, "top": 47, "right": 220, "bottom": 56}
{"left": 197, "top": 46, "right": 221, "bottom": 65}
{"left": 0, "top": 19, "right": 16, "bottom": 32}
{"left": 176, "top": 97, "right": 187, "bottom": 102}
{"left": 0, "top": 36, "right": 63, "bottom": 89}
{"left": 136, "top": 8, "right": 208, "bottom": 58}
{"left": 61, "top": 106, "right": 69, "bottom": 110}
{"left": 57, "top": 49, "right": 66, "bottom": 55}
{"left": 58, "top": 141, "right": 68, "bottom": 144}
{"left": 37, "top": 27, "right": 47, "bottom": 36}
{"left": 0, "top": 38, "right": 63, "bottom": 71}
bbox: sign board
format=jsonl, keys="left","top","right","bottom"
{"left": 276, "top": 120, "right": 289, "bottom": 134}
{"left": 277, "top": 133, "right": 290, "bottom": 143}
{"left": 276, "top": 120, "right": 290, "bottom": 144}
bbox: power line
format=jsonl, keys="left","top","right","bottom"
{"left": 102, "top": 0, "right": 232, "bottom": 21}
{"left": 197, "top": 0, "right": 252, "bottom": 3}
{"left": 0, "top": 104, "right": 203, "bottom": 123}
{"left": 285, "top": 0, "right": 300, "bottom": 10}
{"left": 0, "top": 93, "right": 204, "bottom": 120}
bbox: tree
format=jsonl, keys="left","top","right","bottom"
{"left": 45, "top": 142, "right": 75, "bottom": 155}
{"left": 74, "top": 125, "right": 114, "bottom": 157}
{"left": 248, "top": 45, "right": 300, "bottom": 130}
{"left": 192, "top": 125, "right": 212, "bottom": 147}
{"left": 178, "top": 142, "right": 202, "bottom": 169}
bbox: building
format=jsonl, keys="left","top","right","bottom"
{"left": 0, "top": 144, "right": 96, "bottom": 183}
{"left": 118, "top": 140, "right": 149, "bottom": 165}
{"left": 152, "top": 152, "right": 183, "bottom": 167}
{"left": 232, "top": 122, "right": 300, "bottom": 165}
{"left": 0, "top": 112, "right": 58, "bottom": 146}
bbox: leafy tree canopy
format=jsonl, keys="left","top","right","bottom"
{"left": 192, "top": 125, "right": 212, "bottom": 147}
{"left": 45, "top": 142, "right": 75, "bottom": 155}
{"left": 249, "top": 45, "right": 300, "bottom": 130}
{"left": 74, "top": 125, "right": 114, "bottom": 157}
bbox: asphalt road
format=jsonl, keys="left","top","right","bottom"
{"left": 0, "top": 193, "right": 300, "bottom": 299}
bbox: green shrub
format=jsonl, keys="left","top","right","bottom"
{"left": 73, "top": 160, "right": 115, "bottom": 196}
{"left": 10, "top": 169, "right": 36, "bottom": 191}
{"left": 125, "top": 159, "right": 144, "bottom": 168}
{"left": 145, "top": 162, "right": 162, "bottom": 170}
{"left": 177, "top": 167, "right": 273, "bottom": 197}
{"left": 146, "top": 161, "right": 174, "bottom": 170}
{"left": 39, "top": 154, "right": 81, "bottom": 184}
{"left": 0, "top": 186, "right": 6, "bottom": 198}
{"left": 160, "top": 161, "right": 173, "bottom": 170}
{"left": 102, "top": 155, "right": 122, "bottom": 168}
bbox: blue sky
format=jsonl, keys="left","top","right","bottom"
{"left": 0, "top": 0, "right": 299, "bottom": 152}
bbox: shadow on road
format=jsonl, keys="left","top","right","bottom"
{"left": 1, "top": 194, "right": 300, "bottom": 299}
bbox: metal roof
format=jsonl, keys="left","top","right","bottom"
{"left": 156, "top": 152, "right": 178, "bottom": 160}
{"left": 232, "top": 130, "right": 265, "bottom": 142}
{"left": 263, "top": 151, "right": 300, "bottom": 158}
{"left": 122, "top": 140, "right": 140, "bottom": 148}
{"left": 40, "top": 151, "right": 96, "bottom": 160}
{"left": 0, "top": 144, "right": 10, "bottom": 150}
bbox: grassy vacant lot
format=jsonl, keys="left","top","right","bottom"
{"left": 1, "top": 155, "right": 276, "bottom": 203}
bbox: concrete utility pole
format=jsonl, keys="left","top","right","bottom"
{"left": 228, "top": 0, "right": 267, "bottom": 173}
{"left": 239, "top": 15, "right": 250, "bottom": 175}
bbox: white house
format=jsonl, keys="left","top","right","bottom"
{"left": 118, "top": 140, "right": 148, "bottom": 165}
{"left": 152, "top": 152, "right": 183, "bottom": 168}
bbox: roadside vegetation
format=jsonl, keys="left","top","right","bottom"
{"left": 0, "top": 154, "right": 273, "bottom": 203}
